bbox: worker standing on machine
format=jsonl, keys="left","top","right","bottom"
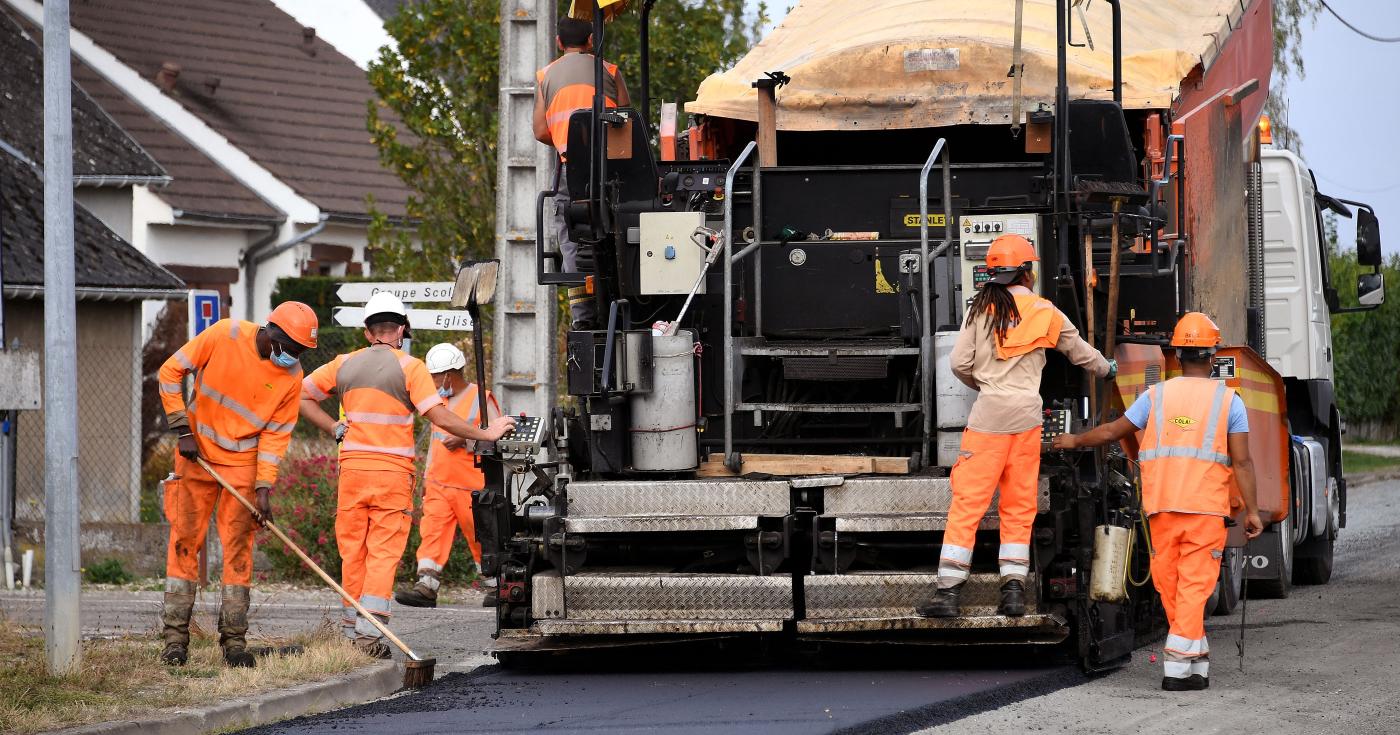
{"left": 1052, "top": 312, "right": 1263, "bottom": 691}
{"left": 300, "top": 293, "right": 515, "bottom": 658}
{"left": 917, "top": 234, "right": 1115, "bottom": 619}
{"left": 534, "top": 14, "right": 630, "bottom": 329}
{"left": 156, "top": 301, "right": 319, "bottom": 668}
{"left": 395, "top": 343, "right": 504, "bottom": 610}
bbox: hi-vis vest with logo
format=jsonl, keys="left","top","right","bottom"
{"left": 426, "top": 384, "right": 501, "bottom": 491}
{"left": 1138, "top": 376, "right": 1236, "bottom": 517}
{"left": 994, "top": 294, "right": 1064, "bottom": 360}
{"left": 537, "top": 52, "right": 619, "bottom": 156}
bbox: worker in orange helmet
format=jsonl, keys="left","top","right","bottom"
{"left": 395, "top": 343, "right": 504, "bottom": 610}
{"left": 299, "top": 293, "right": 516, "bottom": 658}
{"left": 535, "top": 15, "right": 629, "bottom": 328}
{"left": 917, "top": 235, "right": 1115, "bottom": 619}
{"left": 1053, "top": 311, "right": 1263, "bottom": 691}
{"left": 156, "top": 300, "right": 319, "bottom": 668}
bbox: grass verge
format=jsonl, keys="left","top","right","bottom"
{"left": 0, "top": 617, "right": 373, "bottom": 735}
{"left": 1343, "top": 449, "right": 1400, "bottom": 474}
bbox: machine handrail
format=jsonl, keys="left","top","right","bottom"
{"left": 723, "top": 141, "right": 759, "bottom": 465}
{"left": 918, "top": 139, "right": 952, "bottom": 468}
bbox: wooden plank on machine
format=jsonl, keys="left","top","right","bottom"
{"left": 697, "top": 453, "right": 909, "bottom": 477}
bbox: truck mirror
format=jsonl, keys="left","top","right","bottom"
{"left": 1358, "top": 271, "right": 1385, "bottom": 307}
{"left": 1357, "top": 208, "right": 1382, "bottom": 267}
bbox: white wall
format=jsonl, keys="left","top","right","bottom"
{"left": 74, "top": 187, "right": 134, "bottom": 242}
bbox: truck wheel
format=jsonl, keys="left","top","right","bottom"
{"left": 1294, "top": 477, "right": 1338, "bottom": 585}
{"left": 1248, "top": 515, "right": 1294, "bottom": 599}
{"left": 1211, "top": 547, "right": 1245, "bottom": 615}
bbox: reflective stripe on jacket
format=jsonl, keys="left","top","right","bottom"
{"left": 426, "top": 384, "right": 502, "bottom": 491}
{"left": 157, "top": 319, "right": 301, "bottom": 486}
{"left": 1139, "top": 376, "right": 1236, "bottom": 517}
{"left": 537, "top": 52, "right": 619, "bottom": 155}
{"left": 303, "top": 345, "right": 444, "bottom": 473}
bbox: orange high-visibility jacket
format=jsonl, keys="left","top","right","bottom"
{"left": 426, "top": 384, "right": 502, "bottom": 491}
{"left": 302, "top": 345, "right": 443, "bottom": 473}
{"left": 1139, "top": 376, "right": 1237, "bottom": 517}
{"left": 994, "top": 294, "right": 1065, "bottom": 360}
{"left": 537, "top": 52, "right": 619, "bottom": 156}
{"left": 158, "top": 319, "right": 301, "bottom": 487}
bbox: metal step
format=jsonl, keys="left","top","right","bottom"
{"left": 531, "top": 571, "right": 794, "bottom": 623}
{"left": 796, "top": 613, "right": 1067, "bottom": 638}
{"left": 566, "top": 479, "right": 791, "bottom": 517}
{"left": 822, "top": 476, "right": 1050, "bottom": 515}
{"left": 736, "top": 401, "right": 922, "bottom": 414}
{"left": 804, "top": 572, "right": 1038, "bottom": 620}
{"left": 564, "top": 515, "right": 760, "bottom": 533}
{"left": 736, "top": 337, "right": 920, "bottom": 357}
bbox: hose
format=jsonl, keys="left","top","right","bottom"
{"left": 1123, "top": 471, "right": 1153, "bottom": 588}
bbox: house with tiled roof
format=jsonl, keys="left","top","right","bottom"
{"left": 0, "top": 13, "right": 185, "bottom": 528}
{"left": 2, "top": 0, "right": 413, "bottom": 323}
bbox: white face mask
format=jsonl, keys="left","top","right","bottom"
{"left": 438, "top": 384, "right": 454, "bottom": 399}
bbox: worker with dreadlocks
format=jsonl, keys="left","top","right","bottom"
{"left": 1053, "top": 312, "right": 1263, "bottom": 691}
{"left": 917, "top": 234, "right": 1115, "bottom": 619}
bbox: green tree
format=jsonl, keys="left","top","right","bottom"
{"left": 365, "top": 0, "right": 765, "bottom": 279}
{"left": 1267, "top": 0, "right": 1321, "bottom": 153}
{"left": 1328, "top": 238, "right": 1400, "bottom": 430}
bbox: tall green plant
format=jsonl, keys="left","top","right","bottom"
{"left": 364, "top": 0, "right": 764, "bottom": 280}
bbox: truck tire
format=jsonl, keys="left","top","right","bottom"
{"left": 1294, "top": 476, "right": 1339, "bottom": 585}
{"left": 1210, "top": 547, "right": 1245, "bottom": 615}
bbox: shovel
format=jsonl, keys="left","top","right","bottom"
{"left": 194, "top": 457, "right": 436, "bottom": 688}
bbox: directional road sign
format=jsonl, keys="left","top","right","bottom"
{"left": 188, "top": 289, "right": 222, "bottom": 336}
{"left": 335, "top": 282, "right": 455, "bottom": 304}
{"left": 332, "top": 306, "right": 473, "bottom": 331}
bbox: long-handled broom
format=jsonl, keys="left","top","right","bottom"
{"left": 195, "top": 457, "right": 436, "bottom": 688}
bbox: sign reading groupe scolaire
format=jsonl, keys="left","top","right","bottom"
{"left": 332, "top": 306, "right": 474, "bottom": 332}
{"left": 335, "top": 282, "right": 455, "bottom": 303}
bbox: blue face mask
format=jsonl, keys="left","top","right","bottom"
{"left": 269, "top": 343, "right": 299, "bottom": 369}
{"left": 438, "top": 385, "right": 454, "bottom": 398}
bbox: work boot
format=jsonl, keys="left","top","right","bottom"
{"left": 998, "top": 579, "right": 1027, "bottom": 617}
{"left": 915, "top": 583, "right": 963, "bottom": 618}
{"left": 160, "top": 578, "right": 197, "bottom": 667}
{"left": 394, "top": 568, "right": 440, "bottom": 609}
{"left": 1161, "top": 675, "right": 1207, "bottom": 692}
{"left": 218, "top": 584, "right": 257, "bottom": 668}
{"left": 355, "top": 636, "right": 394, "bottom": 660}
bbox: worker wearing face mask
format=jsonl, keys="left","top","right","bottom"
{"left": 300, "top": 293, "right": 516, "bottom": 657}
{"left": 156, "top": 301, "right": 319, "bottom": 669}
{"left": 395, "top": 343, "right": 504, "bottom": 610}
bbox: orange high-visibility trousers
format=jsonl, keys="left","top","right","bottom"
{"left": 164, "top": 455, "right": 258, "bottom": 586}
{"left": 336, "top": 468, "right": 414, "bottom": 634}
{"left": 415, "top": 479, "right": 481, "bottom": 571}
{"left": 936, "top": 426, "right": 1042, "bottom": 587}
{"left": 1149, "top": 511, "right": 1226, "bottom": 679}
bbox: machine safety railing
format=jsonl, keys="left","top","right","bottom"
{"left": 722, "top": 140, "right": 759, "bottom": 466}
{"left": 918, "top": 139, "right": 954, "bottom": 468}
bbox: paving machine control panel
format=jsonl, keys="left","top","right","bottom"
{"left": 1041, "top": 408, "right": 1073, "bottom": 446}
{"left": 498, "top": 414, "right": 546, "bottom": 461}
{"left": 958, "top": 213, "right": 1042, "bottom": 318}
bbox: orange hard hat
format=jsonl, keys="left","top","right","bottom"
{"left": 985, "top": 234, "right": 1038, "bottom": 284}
{"left": 1171, "top": 312, "right": 1221, "bottom": 348}
{"left": 267, "top": 301, "right": 319, "bottom": 348}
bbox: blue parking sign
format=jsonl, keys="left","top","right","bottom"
{"left": 188, "top": 290, "right": 222, "bottom": 336}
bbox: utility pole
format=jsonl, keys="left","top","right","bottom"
{"left": 44, "top": 0, "right": 81, "bottom": 676}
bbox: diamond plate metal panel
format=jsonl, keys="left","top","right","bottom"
{"left": 567, "top": 480, "right": 791, "bottom": 517}
{"left": 531, "top": 571, "right": 793, "bottom": 621}
{"left": 796, "top": 613, "right": 1067, "bottom": 635}
{"left": 803, "top": 572, "right": 1038, "bottom": 619}
{"left": 534, "top": 620, "right": 784, "bottom": 635}
{"left": 831, "top": 513, "right": 1000, "bottom": 532}
{"left": 564, "top": 515, "right": 760, "bottom": 533}
{"left": 821, "top": 476, "right": 1049, "bottom": 514}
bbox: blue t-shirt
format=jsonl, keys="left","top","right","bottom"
{"left": 1123, "top": 384, "right": 1249, "bottom": 434}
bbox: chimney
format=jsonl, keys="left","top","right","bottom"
{"left": 301, "top": 26, "right": 317, "bottom": 56}
{"left": 155, "top": 62, "right": 180, "bottom": 93}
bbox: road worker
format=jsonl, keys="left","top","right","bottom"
{"left": 1052, "top": 311, "right": 1264, "bottom": 691}
{"left": 395, "top": 343, "right": 504, "bottom": 610}
{"left": 535, "top": 14, "right": 630, "bottom": 329}
{"left": 917, "top": 235, "right": 1115, "bottom": 619}
{"left": 299, "top": 292, "right": 515, "bottom": 658}
{"left": 156, "top": 301, "right": 319, "bottom": 668}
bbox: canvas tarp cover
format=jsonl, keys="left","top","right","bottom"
{"left": 687, "top": 0, "right": 1250, "bottom": 131}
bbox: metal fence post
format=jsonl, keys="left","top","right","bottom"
{"left": 44, "top": 0, "right": 81, "bottom": 676}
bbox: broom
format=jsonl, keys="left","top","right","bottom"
{"left": 195, "top": 458, "right": 436, "bottom": 688}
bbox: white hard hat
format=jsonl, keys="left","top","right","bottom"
{"left": 362, "top": 291, "right": 408, "bottom": 326}
{"left": 425, "top": 343, "right": 467, "bottom": 374}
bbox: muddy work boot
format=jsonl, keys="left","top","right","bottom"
{"left": 998, "top": 579, "right": 1027, "bottom": 617}
{"left": 915, "top": 583, "right": 963, "bottom": 618}
{"left": 480, "top": 579, "right": 499, "bottom": 608}
{"left": 394, "top": 568, "right": 440, "bottom": 609}
{"left": 218, "top": 584, "right": 257, "bottom": 668}
{"left": 160, "top": 578, "right": 197, "bottom": 666}
{"left": 354, "top": 636, "right": 394, "bottom": 660}
{"left": 1161, "top": 674, "right": 1207, "bottom": 692}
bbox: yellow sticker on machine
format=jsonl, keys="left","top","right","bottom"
{"left": 902, "top": 213, "right": 947, "bottom": 228}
